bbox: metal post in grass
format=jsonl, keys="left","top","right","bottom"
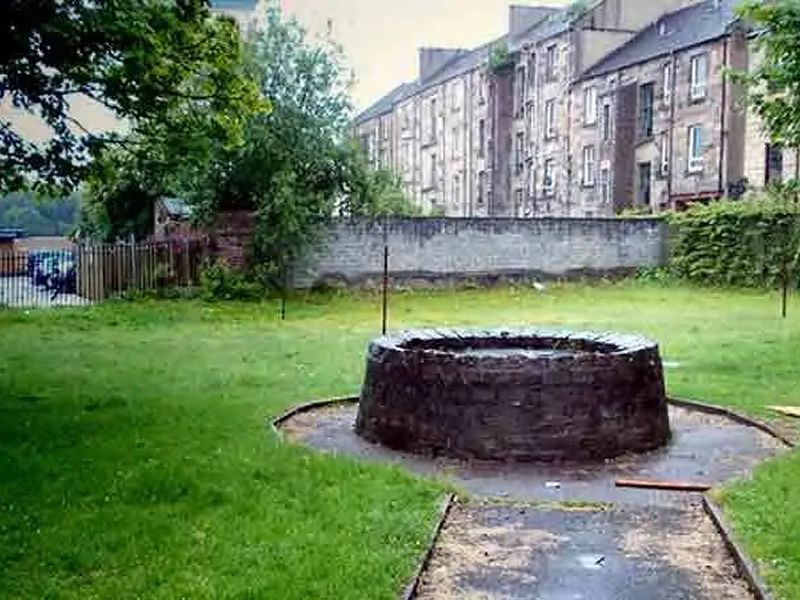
{"left": 280, "top": 262, "right": 288, "bottom": 321}
{"left": 381, "top": 217, "right": 389, "bottom": 336}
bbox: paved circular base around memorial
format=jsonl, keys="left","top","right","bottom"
{"left": 355, "top": 329, "right": 671, "bottom": 463}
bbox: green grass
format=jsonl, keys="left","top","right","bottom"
{"left": 1, "top": 281, "right": 799, "bottom": 599}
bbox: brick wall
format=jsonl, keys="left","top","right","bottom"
{"left": 293, "top": 217, "right": 666, "bottom": 288}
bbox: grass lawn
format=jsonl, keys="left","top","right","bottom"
{"left": 1, "top": 281, "right": 799, "bottom": 599}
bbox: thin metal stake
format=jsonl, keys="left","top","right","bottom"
{"left": 280, "top": 263, "right": 288, "bottom": 321}
{"left": 382, "top": 244, "right": 389, "bottom": 335}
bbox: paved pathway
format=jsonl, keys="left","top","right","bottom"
{"left": 280, "top": 401, "right": 786, "bottom": 599}
{"left": 417, "top": 503, "right": 752, "bottom": 600}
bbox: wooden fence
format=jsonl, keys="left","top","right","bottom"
{"left": 77, "top": 238, "right": 209, "bottom": 301}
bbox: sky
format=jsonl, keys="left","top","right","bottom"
{"left": 3, "top": 0, "right": 569, "bottom": 143}
{"left": 280, "top": 0, "right": 568, "bottom": 111}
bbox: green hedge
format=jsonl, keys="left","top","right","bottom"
{"left": 668, "top": 198, "right": 800, "bottom": 288}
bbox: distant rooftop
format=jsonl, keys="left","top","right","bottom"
{"left": 210, "top": 0, "right": 258, "bottom": 10}
{"left": 579, "top": 0, "right": 740, "bottom": 81}
{"left": 354, "top": 6, "right": 567, "bottom": 125}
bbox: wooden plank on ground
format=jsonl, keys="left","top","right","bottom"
{"left": 615, "top": 478, "right": 712, "bottom": 492}
{"left": 768, "top": 406, "right": 800, "bottom": 419}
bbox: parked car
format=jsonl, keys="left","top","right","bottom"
{"left": 28, "top": 250, "right": 76, "bottom": 294}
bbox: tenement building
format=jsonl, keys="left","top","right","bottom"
{"left": 354, "top": 0, "right": 794, "bottom": 218}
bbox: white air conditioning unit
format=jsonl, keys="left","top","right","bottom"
{"left": 688, "top": 157, "right": 704, "bottom": 173}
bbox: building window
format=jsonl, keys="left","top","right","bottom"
{"left": 451, "top": 126, "right": 460, "bottom": 157}
{"left": 637, "top": 162, "right": 651, "bottom": 207}
{"left": 659, "top": 134, "right": 670, "bottom": 177}
{"left": 478, "top": 171, "right": 486, "bottom": 204}
{"left": 478, "top": 72, "right": 486, "bottom": 104}
{"left": 639, "top": 83, "right": 654, "bottom": 138}
{"left": 688, "top": 125, "right": 704, "bottom": 172}
{"left": 402, "top": 142, "right": 411, "bottom": 172}
{"left": 602, "top": 102, "right": 611, "bottom": 141}
{"left": 545, "top": 99, "right": 556, "bottom": 139}
{"left": 582, "top": 146, "right": 596, "bottom": 187}
{"left": 451, "top": 80, "right": 462, "bottom": 112}
{"left": 515, "top": 189, "right": 524, "bottom": 216}
{"left": 543, "top": 158, "right": 555, "bottom": 195}
{"left": 515, "top": 65, "right": 526, "bottom": 118}
{"left": 427, "top": 153, "right": 438, "bottom": 188}
{"left": 452, "top": 174, "right": 461, "bottom": 207}
{"left": 662, "top": 63, "right": 672, "bottom": 106}
{"left": 545, "top": 45, "right": 557, "bottom": 81}
{"left": 527, "top": 54, "right": 536, "bottom": 89}
{"left": 600, "top": 167, "right": 610, "bottom": 204}
{"left": 478, "top": 119, "right": 486, "bottom": 157}
{"left": 426, "top": 98, "right": 438, "bottom": 142}
{"left": 765, "top": 144, "right": 784, "bottom": 186}
{"left": 690, "top": 54, "right": 708, "bottom": 101}
{"left": 515, "top": 132, "right": 525, "bottom": 175}
{"left": 583, "top": 86, "right": 598, "bottom": 125}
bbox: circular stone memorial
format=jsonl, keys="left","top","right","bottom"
{"left": 355, "top": 329, "right": 671, "bottom": 462}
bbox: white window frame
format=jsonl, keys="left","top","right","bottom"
{"left": 451, "top": 80, "right": 462, "bottom": 112}
{"left": 583, "top": 86, "right": 598, "bottom": 125}
{"left": 688, "top": 125, "right": 704, "bottom": 173}
{"left": 545, "top": 45, "right": 557, "bottom": 81}
{"left": 428, "top": 99, "right": 438, "bottom": 141}
{"left": 545, "top": 99, "right": 556, "bottom": 139}
{"left": 543, "top": 158, "right": 556, "bottom": 195}
{"left": 689, "top": 54, "right": 708, "bottom": 101}
{"left": 451, "top": 126, "right": 460, "bottom": 158}
{"left": 602, "top": 102, "right": 612, "bottom": 141}
{"left": 600, "top": 167, "right": 611, "bottom": 204}
{"left": 582, "top": 146, "right": 596, "bottom": 187}
{"left": 660, "top": 134, "right": 670, "bottom": 177}
{"left": 452, "top": 174, "right": 461, "bottom": 208}
{"left": 515, "top": 65, "right": 526, "bottom": 117}
{"left": 515, "top": 132, "right": 525, "bottom": 175}
{"left": 663, "top": 63, "right": 672, "bottom": 106}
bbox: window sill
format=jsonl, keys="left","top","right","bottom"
{"left": 689, "top": 95, "right": 707, "bottom": 105}
{"left": 583, "top": 121, "right": 598, "bottom": 129}
{"left": 637, "top": 135, "right": 654, "bottom": 146}
{"left": 582, "top": 182, "right": 596, "bottom": 189}
{"left": 421, "top": 138, "right": 437, "bottom": 149}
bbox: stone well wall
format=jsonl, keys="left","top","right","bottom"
{"left": 356, "top": 329, "right": 671, "bottom": 462}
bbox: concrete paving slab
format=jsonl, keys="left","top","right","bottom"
{"left": 416, "top": 503, "right": 753, "bottom": 600}
{"left": 281, "top": 403, "right": 785, "bottom": 507}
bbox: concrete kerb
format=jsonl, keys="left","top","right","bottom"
{"left": 269, "top": 395, "right": 358, "bottom": 439}
{"left": 401, "top": 493, "right": 457, "bottom": 600}
{"left": 703, "top": 496, "right": 776, "bottom": 600}
{"left": 668, "top": 397, "right": 796, "bottom": 449}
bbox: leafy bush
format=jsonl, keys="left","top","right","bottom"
{"left": 668, "top": 196, "right": 800, "bottom": 289}
{"left": 199, "top": 260, "right": 265, "bottom": 301}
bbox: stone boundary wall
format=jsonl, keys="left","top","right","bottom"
{"left": 293, "top": 217, "right": 667, "bottom": 289}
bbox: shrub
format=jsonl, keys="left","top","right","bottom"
{"left": 199, "top": 260, "right": 265, "bottom": 301}
{"left": 668, "top": 195, "right": 800, "bottom": 289}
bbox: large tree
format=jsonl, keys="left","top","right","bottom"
{"left": 189, "top": 5, "right": 415, "bottom": 286}
{"left": 0, "top": 0, "right": 262, "bottom": 194}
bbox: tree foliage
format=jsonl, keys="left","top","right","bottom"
{"left": 0, "top": 192, "right": 80, "bottom": 236}
{"left": 735, "top": 0, "right": 800, "bottom": 151}
{"left": 0, "top": 0, "right": 263, "bottom": 194}
{"left": 669, "top": 194, "right": 800, "bottom": 296}
{"left": 187, "top": 5, "right": 417, "bottom": 287}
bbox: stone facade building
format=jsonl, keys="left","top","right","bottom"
{"left": 355, "top": 0, "right": 790, "bottom": 217}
